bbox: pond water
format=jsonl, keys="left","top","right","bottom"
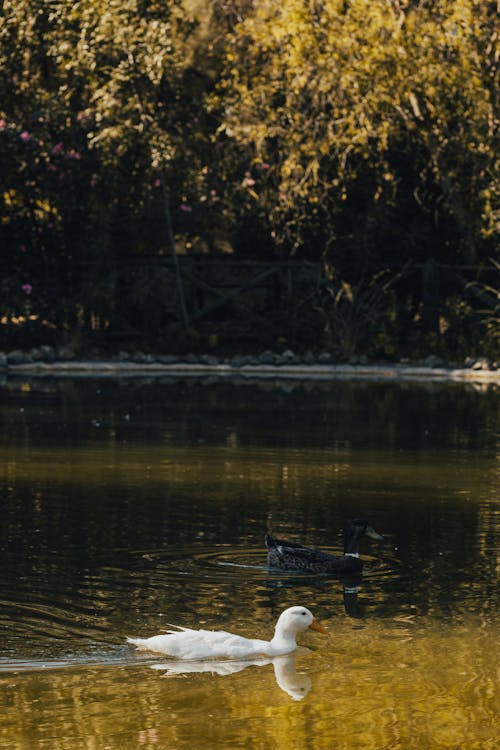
{"left": 0, "top": 375, "right": 498, "bottom": 749}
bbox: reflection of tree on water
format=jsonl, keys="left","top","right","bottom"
{"left": 150, "top": 651, "right": 312, "bottom": 701}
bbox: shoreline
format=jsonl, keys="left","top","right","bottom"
{"left": 5, "top": 359, "right": 499, "bottom": 384}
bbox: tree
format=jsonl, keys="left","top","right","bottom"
{"left": 213, "top": 0, "right": 498, "bottom": 268}
{"left": 0, "top": 0, "right": 198, "bottom": 339}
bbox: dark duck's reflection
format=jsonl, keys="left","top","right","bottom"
{"left": 150, "top": 651, "right": 312, "bottom": 701}
{"left": 265, "top": 518, "right": 383, "bottom": 574}
{"left": 341, "top": 573, "right": 365, "bottom": 619}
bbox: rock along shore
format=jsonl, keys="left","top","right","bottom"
{"left": 1, "top": 346, "right": 498, "bottom": 384}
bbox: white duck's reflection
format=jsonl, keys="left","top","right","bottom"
{"left": 150, "top": 651, "right": 312, "bottom": 701}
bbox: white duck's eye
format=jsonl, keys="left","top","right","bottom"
{"left": 301, "top": 611, "right": 307, "bottom": 616}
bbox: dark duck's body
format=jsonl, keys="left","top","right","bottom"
{"left": 265, "top": 519, "right": 383, "bottom": 574}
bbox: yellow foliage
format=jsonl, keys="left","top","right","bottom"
{"left": 212, "top": 0, "right": 497, "bottom": 249}
{"left": 3, "top": 189, "right": 19, "bottom": 208}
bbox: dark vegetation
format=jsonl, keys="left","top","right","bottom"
{"left": 0, "top": 1, "right": 498, "bottom": 361}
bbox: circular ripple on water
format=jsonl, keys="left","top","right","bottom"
{"left": 130, "top": 545, "right": 400, "bottom": 586}
{"left": 131, "top": 545, "right": 272, "bottom": 584}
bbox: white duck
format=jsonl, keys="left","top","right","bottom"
{"left": 127, "top": 606, "right": 327, "bottom": 659}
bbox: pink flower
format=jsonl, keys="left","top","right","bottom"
{"left": 180, "top": 203, "right": 192, "bottom": 212}
{"left": 242, "top": 176, "right": 256, "bottom": 187}
{"left": 0, "top": 119, "right": 6, "bottom": 130}
{"left": 51, "top": 142, "right": 64, "bottom": 156}
{"left": 21, "top": 283, "right": 32, "bottom": 295}
{"left": 20, "top": 131, "right": 30, "bottom": 142}
{"left": 48, "top": 164, "right": 57, "bottom": 173}
{"left": 154, "top": 178, "right": 161, "bottom": 188}
{"left": 260, "top": 162, "right": 270, "bottom": 170}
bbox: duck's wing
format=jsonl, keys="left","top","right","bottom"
{"left": 266, "top": 534, "right": 337, "bottom": 559}
{"left": 128, "top": 628, "right": 272, "bottom": 660}
{"left": 266, "top": 535, "right": 339, "bottom": 571}
{"left": 265, "top": 534, "right": 309, "bottom": 550}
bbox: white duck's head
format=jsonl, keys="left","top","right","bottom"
{"left": 273, "top": 606, "right": 328, "bottom": 643}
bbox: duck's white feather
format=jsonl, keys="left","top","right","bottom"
{"left": 127, "top": 605, "right": 325, "bottom": 660}
{"left": 128, "top": 628, "right": 274, "bottom": 659}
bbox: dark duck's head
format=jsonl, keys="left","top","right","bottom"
{"left": 344, "top": 518, "right": 384, "bottom": 555}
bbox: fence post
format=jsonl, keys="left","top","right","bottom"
{"left": 422, "top": 257, "right": 440, "bottom": 333}
{"left": 161, "top": 177, "right": 190, "bottom": 329}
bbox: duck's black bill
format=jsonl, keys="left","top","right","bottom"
{"left": 365, "top": 526, "right": 384, "bottom": 541}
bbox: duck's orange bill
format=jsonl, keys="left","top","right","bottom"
{"left": 309, "top": 619, "right": 329, "bottom": 635}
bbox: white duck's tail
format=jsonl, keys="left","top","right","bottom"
{"left": 127, "top": 637, "right": 150, "bottom": 650}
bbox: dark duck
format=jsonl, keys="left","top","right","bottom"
{"left": 265, "top": 518, "right": 383, "bottom": 574}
